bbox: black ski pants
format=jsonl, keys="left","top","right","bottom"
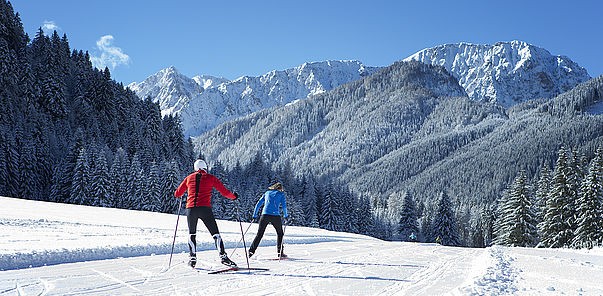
{"left": 186, "top": 206, "right": 225, "bottom": 256}
{"left": 249, "top": 214, "right": 284, "bottom": 254}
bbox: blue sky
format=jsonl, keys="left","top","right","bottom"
{"left": 11, "top": 0, "right": 603, "bottom": 85}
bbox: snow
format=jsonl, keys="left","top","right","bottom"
{"left": 2, "top": 196, "right": 603, "bottom": 295}
{"left": 404, "top": 40, "right": 591, "bottom": 108}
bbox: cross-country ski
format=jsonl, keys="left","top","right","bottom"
{"left": 208, "top": 267, "right": 270, "bottom": 275}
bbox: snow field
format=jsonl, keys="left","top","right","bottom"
{"left": 2, "top": 196, "right": 603, "bottom": 295}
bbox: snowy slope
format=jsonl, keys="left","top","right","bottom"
{"left": 404, "top": 40, "right": 591, "bottom": 108}
{"left": 2, "top": 196, "right": 603, "bottom": 295}
{"left": 129, "top": 61, "right": 380, "bottom": 137}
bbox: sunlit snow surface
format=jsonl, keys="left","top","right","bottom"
{"left": 1, "top": 196, "right": 602, "bottom": 295}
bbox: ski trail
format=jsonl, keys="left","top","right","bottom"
{"left": 379, "top": 244, "right": 482, "bottom": 295}
{"left": 458, "top": 246, "right": 518, "bottom": 295}
{"left": 233, "top": 242, "right": 413, "bottom": 295}
{"left": 90, "top": 268, "right": 142, "bottom": 292}
{"left": 16, "top": 282, "right": 24, "bottom": 296}
{"left": 38, "top": 278, "right": 51, "bottom": 296}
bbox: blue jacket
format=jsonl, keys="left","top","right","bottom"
{"left": 252, "top": 189, "right": 288, "bottom": 218}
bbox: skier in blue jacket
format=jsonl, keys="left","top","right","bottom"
{"left": 248, "top": 182, "right": 289, "bottom": 258}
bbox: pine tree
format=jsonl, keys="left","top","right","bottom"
{"left": 147, "top": 161, "right": 162, "bottom": 212}
{"left": 431, "top": 191, "right": 459, "bottom": 246}
{"left": 301, "top": 175, "right": 319, "bottom": 227}
{"left": 356, "top": 196, "right": 374, "bottom": 235}
{"left": 398, "top": 192, "right": 419, "bottom": 241}
{"left": 29, "top": 109, "right": 52, "bottom": 199}
{"left": 3, "top": 130, "right": 20, "bottom": 197}
{"left": 41, "top": 72, "right": 67, "bottom": 119}
{"left": 0, "top": 133, "right": 7, "bottom": 196}
{"left": 127, "top": 154, "right": 144, "bottom": 210}
{"left": 534, "top": 165, "right": 551, "bottom": 225}
{"left": 572, "top": 148, "right": 603, "bottom": 249}
{"left": 494, "top": 171, "right": 538, "bottom": 247}
{"left": 539, "top": 147, "right": 575, "bottom": 248}
{"left": 49, "top": 165, "right": 63, "bottom": 202}
{"left": 70, "top": 147, "right": 89, "bottom": 205}
{"left": 566, "top": 149, "right": 583, "bottom": 234}
{"left": 90, "top": 148, "right": 111, "bottom": 207}
{"left": 338, "top": 186, "right": 357, "bottom": 233}
{"left": 161, "top": 160, "right": 182, "bottom": 213}
{"left": 109, "top": 148, "right": 129, "bottom": 208}
{"left": 372, "top": 208, "right": 393, "bottom": 240}
{"left": 19, "top": 140, "right": 38, "bottom": 199}
{"left": 319, "top": 183, "right": 339, "bottom": 231}
{"left": 57, "top": 130, "right": 85, "bottom": 203}
{"left": 286, "top": 196, "right": 304, "bottom": 227}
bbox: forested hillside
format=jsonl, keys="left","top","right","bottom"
{"left": 0, "top": 1, "right": 193, "bottom": 211}
{"left": 195, "top": 59, "right": 603, "bottom": 246}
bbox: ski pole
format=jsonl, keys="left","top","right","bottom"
{"left": 278, "top": 220, "right": 287, "bottom": 262}
{"left": 229, "top": 221, "right": 254, "bottom": 258}
{"left": 235, "top": 200, "right": 251, "bottom": 270}
{"left": 168, "top": 197, "right": 184, "bottom": 268}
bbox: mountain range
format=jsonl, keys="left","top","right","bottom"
{"left": 128, "top": 61, "right": 380, "bottom": 137}
{"left": 197, "top": 66, "right": 603, "bottom": 228}
{"left": 129, "top": 40, "right": 591, "bottom": 138}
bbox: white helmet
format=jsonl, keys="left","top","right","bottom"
{"left": 194, "top": 159, "right": 207, "bottom": 171}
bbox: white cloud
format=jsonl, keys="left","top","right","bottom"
{"left": 90, "top": 35, "right": 130, "bottom": 70}
{"left": 41, "top": 20, "right": 60, "bottom": 35}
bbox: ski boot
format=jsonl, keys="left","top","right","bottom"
{"left": 188, "top": 256, "right": 197, "bottom": 268}
{"left": 220, "top": 254, "right": 237, "bottom": 268}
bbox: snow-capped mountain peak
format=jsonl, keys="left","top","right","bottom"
{"left": 130, "top": 60, "right": 381, "bottom": 137}
{"left": 192, "top": 74, "right": 229, "bottom": 90}
{"left": 127, "top": 66, "right": 229, "bottom": 116}
{"left": 404, "top": 40, "right": 591, "bottom": 107}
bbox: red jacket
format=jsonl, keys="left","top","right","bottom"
{"left": 174, "top": 170, "right": 236, "bottom": 208}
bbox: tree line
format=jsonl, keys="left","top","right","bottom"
{"left": 0, "top": 1, "right": 193, "bottom": 207}
{"left": 494, "top": 146, "right": 603, "bottom": 249}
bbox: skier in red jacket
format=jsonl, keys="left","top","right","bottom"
{"left": 174, "top": 159, "right": 238, "bottom": 268}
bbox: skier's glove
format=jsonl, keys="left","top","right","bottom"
{"left": 233, "top": 192, "right": 239, "bottom": 200}
{"left": 283, "top": 217, "right": 289, "bottom": 225}
{"left": 251, "top": 217, "right": 257, "bottom": 223}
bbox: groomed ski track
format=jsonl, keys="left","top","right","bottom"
{"left": 1, "top": 240, "right": 486, "bottom": 295}
{"left": 2, "top": 197, "right": 603, "bottom": 295}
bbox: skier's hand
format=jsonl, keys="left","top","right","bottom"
{"left": 233, "top": 192, "right": 239, "bottom": 200}
{"left": 283, "top": 217, "right": 289, "bottom": 225}
{"left": 251, "top": 217, "right": 257, "bottom": 223}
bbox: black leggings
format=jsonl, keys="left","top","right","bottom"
{"left": 186, "top": 207, "right": 225, "bottom": 256}
{"left": 249, "top": 214, "right": 284, "bottom": 254}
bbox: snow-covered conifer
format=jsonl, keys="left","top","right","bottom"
{"left": 539, "top": 147, "right": 574, "bottom": 248}
{"left": 494, "top": 171, "right": 538, "bottom": 247}
{"left": 572, "top": 148, "right": 603, "bottom": 248}
{"left": 431, "top": 191, "right": 459, "bottom": 246}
